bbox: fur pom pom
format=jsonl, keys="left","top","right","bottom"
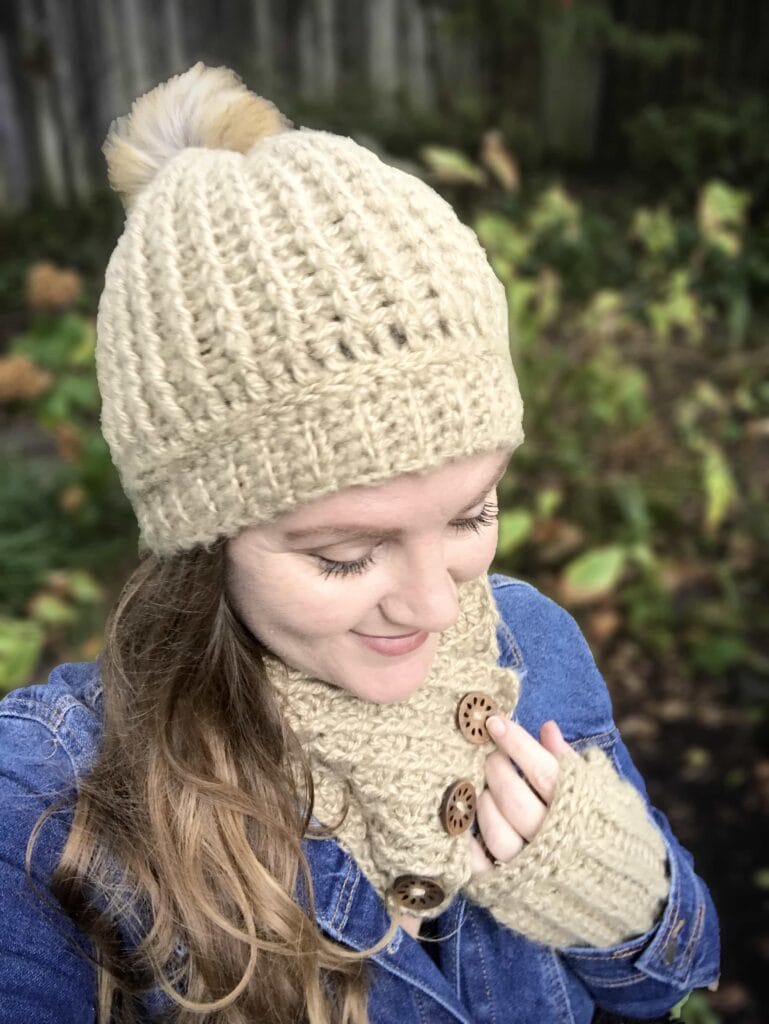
{"left": 103, "top": 62, "right": 291, "bottom": 208}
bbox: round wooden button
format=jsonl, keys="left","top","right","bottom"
{"left": 457, "top": 691, "right": 497, "bottom": 744}
{"left": 440, "top": 779, "right": 477, "bottom": 836}
{"left": 390, "top": 874, "right": 446, "bottom": 911}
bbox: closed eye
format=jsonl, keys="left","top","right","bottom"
{"left": 315, "top": 502, "right": 499, "bottom": 579}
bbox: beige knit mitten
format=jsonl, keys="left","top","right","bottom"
{"left": 464, "top": 745, "right": 670, "bottom": 949}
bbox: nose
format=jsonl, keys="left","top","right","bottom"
{"left": 378, "top": 544, "right": 459, "bottom": 634}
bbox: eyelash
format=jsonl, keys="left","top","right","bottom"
{"left": 315, "top": 502, "right": 499, "bottom": 580}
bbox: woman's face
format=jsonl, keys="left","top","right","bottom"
{"left": 226, "top": 450, "right": 510, "bottom": 704}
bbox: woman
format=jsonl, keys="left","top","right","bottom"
{"left": 0, "top": 64, "right": 719, "bottom": 1023}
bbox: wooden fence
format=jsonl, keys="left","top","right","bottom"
{"left": 0, "top": 0, "right": 485, "bottom": 210}
{"left": 0, "top": 0, "right": 766, "bottom": 212}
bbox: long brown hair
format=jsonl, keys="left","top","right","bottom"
{"left": 30, "top": 539, "right": 399, "bottom": 1022}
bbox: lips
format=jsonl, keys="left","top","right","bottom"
{"left": 357, "top": 631, "right": 419, "bottom": 639}
{"left": 352, "top": 630, "right": 429, "bottom": 656}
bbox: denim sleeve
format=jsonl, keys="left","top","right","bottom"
{"left": 491, "top": 576, "right": 721, "bottom": 1016}
{"left": 0, "top": 711, "right": 96, "bottom": 1024}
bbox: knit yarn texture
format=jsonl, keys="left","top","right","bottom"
{"left": 269, "top": 573, "right": 670, "bottom": 949}
{"left": 269, "top": 572, "right": 520, "bottom": 921}
{"left": 465, "top": 745, "right": 670, "bottom": 947}
{"left": 96, "top": 95, "right": 523, "bottom": 555}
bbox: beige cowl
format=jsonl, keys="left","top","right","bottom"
{"left": 268, "top": 574, "right": 669, "bottom": 950}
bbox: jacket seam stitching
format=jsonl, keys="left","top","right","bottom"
{"left": 0, "top": 709, "right": 81, "bottom": 784}
{"left": 468, "top": 910, "right": 498, "bottom": 1024}
{"left": 332, "top": 858, "right": 359, "bottom": 932}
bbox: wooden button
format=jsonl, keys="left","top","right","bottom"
{"left": 390, "top": 874, "right": 446, "bottom": 911}
{"left": 457, "top": 691, "right": 497, "bottom": 744}
{"left": 440, "top": 779, "right": 477, "bottom": 836}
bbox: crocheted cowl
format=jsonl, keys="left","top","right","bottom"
{"left": 268, "top": 573, "right": 670, "bottom": 950}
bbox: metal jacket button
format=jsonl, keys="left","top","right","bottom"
{"left": 390, "top": 874, "right": 446, "bottom": 911}
{"left": 457, "top": 691, "right": 497, "bottom": 744}
{"left": 440, "top": 779, "right": 477, "bottom": 836}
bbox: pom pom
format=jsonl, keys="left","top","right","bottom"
{"left": 103, "top": 62, "right": 292, "bottom": 208}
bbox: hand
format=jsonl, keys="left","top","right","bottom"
{"left": 469, "top": 717, "right": 571, "bottom": 875}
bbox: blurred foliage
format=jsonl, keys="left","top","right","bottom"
{"left": 1, "top": 150, "right": 767, "bottom": 736}
{"left": 626, "top": 91, "right": 769, "bottom": 212}
{"left": 677, "top": 990, "right": 723, "bottom": 1024}
{"left": 438, "top": 0, "right": 700, "bottom": 65}
{"left": 0, "top": 262, "right": 137, "bottom": 690}
{"left": 426, "top": 137, "right": 769, "bottom": 731}
{"left": 0, "top": 193, "right": 122, "bottom": 312}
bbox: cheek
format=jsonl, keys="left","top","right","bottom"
{"left": 289, "top": 578, "right": 379, "bottom": 636}
{"left": 263, "top": 565, "right": 378, "bottom": 639}
{"left": 455, "top": 524, "right": 499, "bottom": 577}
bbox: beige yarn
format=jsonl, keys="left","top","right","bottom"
{"left": 271, "top": 573, "right": 520, "bottom": 921}
{"left": 95, "top": 63, "right": 523, "bottom": 555}
{"left": 96, "top": 66, "right": 668, "bottom": 951}
{"left": 271, "top": 573, "right": 669, "bottom": 949}
{"left": 466, "top": 745, "right": 670, "bottom": 947}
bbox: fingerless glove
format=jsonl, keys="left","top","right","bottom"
{"left": 465, "top": 745, "right": 670, "bottom": 948}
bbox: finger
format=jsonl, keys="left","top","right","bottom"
{"left": 475, "top": 785, "right": 527, "bottom": 862}
{"left": 486, "top": 716, "right": 560, "bottom": 803}
{"left": 484, "top": 749, "right": 548, "bottom": 842}
{"left": 540, "top": 720, "right": 570, "bottom": 757}
{"left": 469, "top": 834, "right": 494, "bottom": 874}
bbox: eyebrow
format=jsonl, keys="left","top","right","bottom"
{"left": 283, "top": 454, "right": 510, "bottom": 543}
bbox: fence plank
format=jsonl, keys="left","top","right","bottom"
{"left": 44, "top": 0, "right": 91, "bottom": 201}
{"left": 18, "top": 0, "right": 68, "bottom": 204}
{"left": 0, "top": 31, "right": 29, "bottom": 209}
{"left": 2, "top": 0, "right": 766, "bottom": 210}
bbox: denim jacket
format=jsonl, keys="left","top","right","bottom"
{"left": 0, "top": 574, "right": 719, "bottom": 1023}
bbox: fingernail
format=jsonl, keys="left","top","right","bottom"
{"left": 486, "top": 715, "right": 506, "bottom": 738}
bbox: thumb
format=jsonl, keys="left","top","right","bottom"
{"left": 540, "top": 719, "right": 570, "bottom": 756}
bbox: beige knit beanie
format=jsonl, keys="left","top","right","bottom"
{"left": 95, "top": 62, "right": 524, "bottom": 554}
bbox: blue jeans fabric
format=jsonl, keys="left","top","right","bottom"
{"left": 0, "top": 574, "right": 720, "bottom": 1022}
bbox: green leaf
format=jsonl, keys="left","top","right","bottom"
{"left": 648, "top": 269, "right": 704, "bottom": 345}
{"left": 528, "top": 185, "right": 582, "bottom": 242}
{"left": 64, "top": 569, "right": 103, "bottom": 604}
{"left": 35, "top": 373, "right": 99, "bottom": 423}
{"left": 535, "top": 488, "right": 562, "bottom": 519}
{"left": 562, "top": 545, "right": 628, "bottom": 603}
{"left": 11, "top": 313, "right": 95, "bottom": 371}
{"left": 688, "top": 632, "right": 747, "bottom": 673}
{"left": 631, "top": 205, "right": 678, "bottom": 259}
{"left": 0, "top": 618, "right": 44, "bottom": 693}
{"left": 474, "top": 212, "right": 532, "bottom": 267}
{"left": 496, "top": 509, "right": 533, "bottom": 556}
{"left": 671, "top": 991, "right": 720, "bottom": 1024}
{"left": 677, "top": 988, "right": 722, "bottom": 1023}
{"left": 28, "top": 593, "right": 77, "bottom": 627}
{"left": 698, "top": 179, "right": 750, "bottom": 257}
{"left": 700, "top": 441, "right": 738, "bottom": 533}
{"left": 419, "top": 146, "right": 487, "bottom": 186}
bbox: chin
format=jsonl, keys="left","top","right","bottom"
{"left": 354, "top": 648, "right": 437, "bottom": 704}
{"left": 367, "top": 679, "right": 425, "bottom": 704}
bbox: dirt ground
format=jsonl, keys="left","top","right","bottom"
{"left": 607, "top": 654, "right": 769, "bottom": 1024}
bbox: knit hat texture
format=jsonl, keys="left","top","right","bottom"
{"left": 96, "top": 63, "right": 524, "bottom": 554}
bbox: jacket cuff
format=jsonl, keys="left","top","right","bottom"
{"left": 464, "top": 745, "right": 669, "bottom": 949}
{"left": 560, "top": 824, "right": 721, "bottom": 1018}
